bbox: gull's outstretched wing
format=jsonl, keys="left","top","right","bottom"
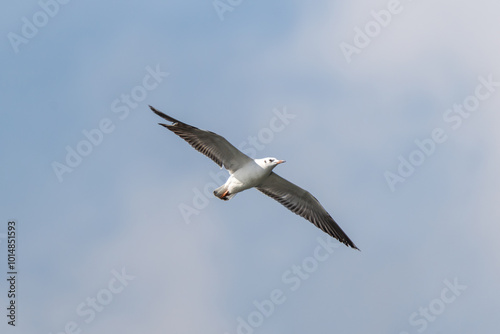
{"left": 257, "top": 172, "right": 359, "bottom": 250}
{"left": 150, "top": 106, "right": 253, "bottom": 173}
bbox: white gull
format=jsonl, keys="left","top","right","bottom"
{"left": 150, "top": 106, "right": 358, "bottom": 250}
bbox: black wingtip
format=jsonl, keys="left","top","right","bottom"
{"left": 149, "top": 105, "right": 159, "bottom": 114}
{"left": 344, "top": 239, "right": 360, "bottom": 251}
{"left": 150, "top": 106, "right": 180, "bottom": 124}
{"left": 158, "top": 123, "right": 169, "bottom": 128}
{"left": 150, "top": 105, "right": 165, "bottom": 118}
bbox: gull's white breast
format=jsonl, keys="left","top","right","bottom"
{"left": 225, "top": 161, "right": 270, "bottom": 194}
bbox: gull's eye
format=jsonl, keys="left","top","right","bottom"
{"left": 269, "top": 159, "right": 274, "bottom": 162}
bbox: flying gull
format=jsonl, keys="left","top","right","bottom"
{"left": 150, "top": 106, "right": 358, "bottom": 250}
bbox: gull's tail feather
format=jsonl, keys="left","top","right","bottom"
{"left": 213, "top": 185, "right": 235, "bottom": 201}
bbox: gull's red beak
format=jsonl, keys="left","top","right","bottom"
{"left": 276, "top": 160, "right": 286, "bottom": 164}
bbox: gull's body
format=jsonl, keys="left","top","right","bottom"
{"left": 215, "top": 158, "right": 282, "bottom": 201}
{"left": 220, "top": 161, "right": 264, "bottom": 200}
{"left": 150, "top": 106, "right": 359, "bottom": 250}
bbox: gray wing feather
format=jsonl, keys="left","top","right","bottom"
{"left": 257, "top": 172, "right": 359, "bottom": 250}
{"left": 150, "top": 106, "right": 252, "bottom": 173}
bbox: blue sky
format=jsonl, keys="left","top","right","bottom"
{"left": 1, "top": 0, "right": 500, "bottom": 333}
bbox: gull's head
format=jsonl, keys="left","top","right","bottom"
{"left": 256, "top": 157, "right": 286, "bottom": 170}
